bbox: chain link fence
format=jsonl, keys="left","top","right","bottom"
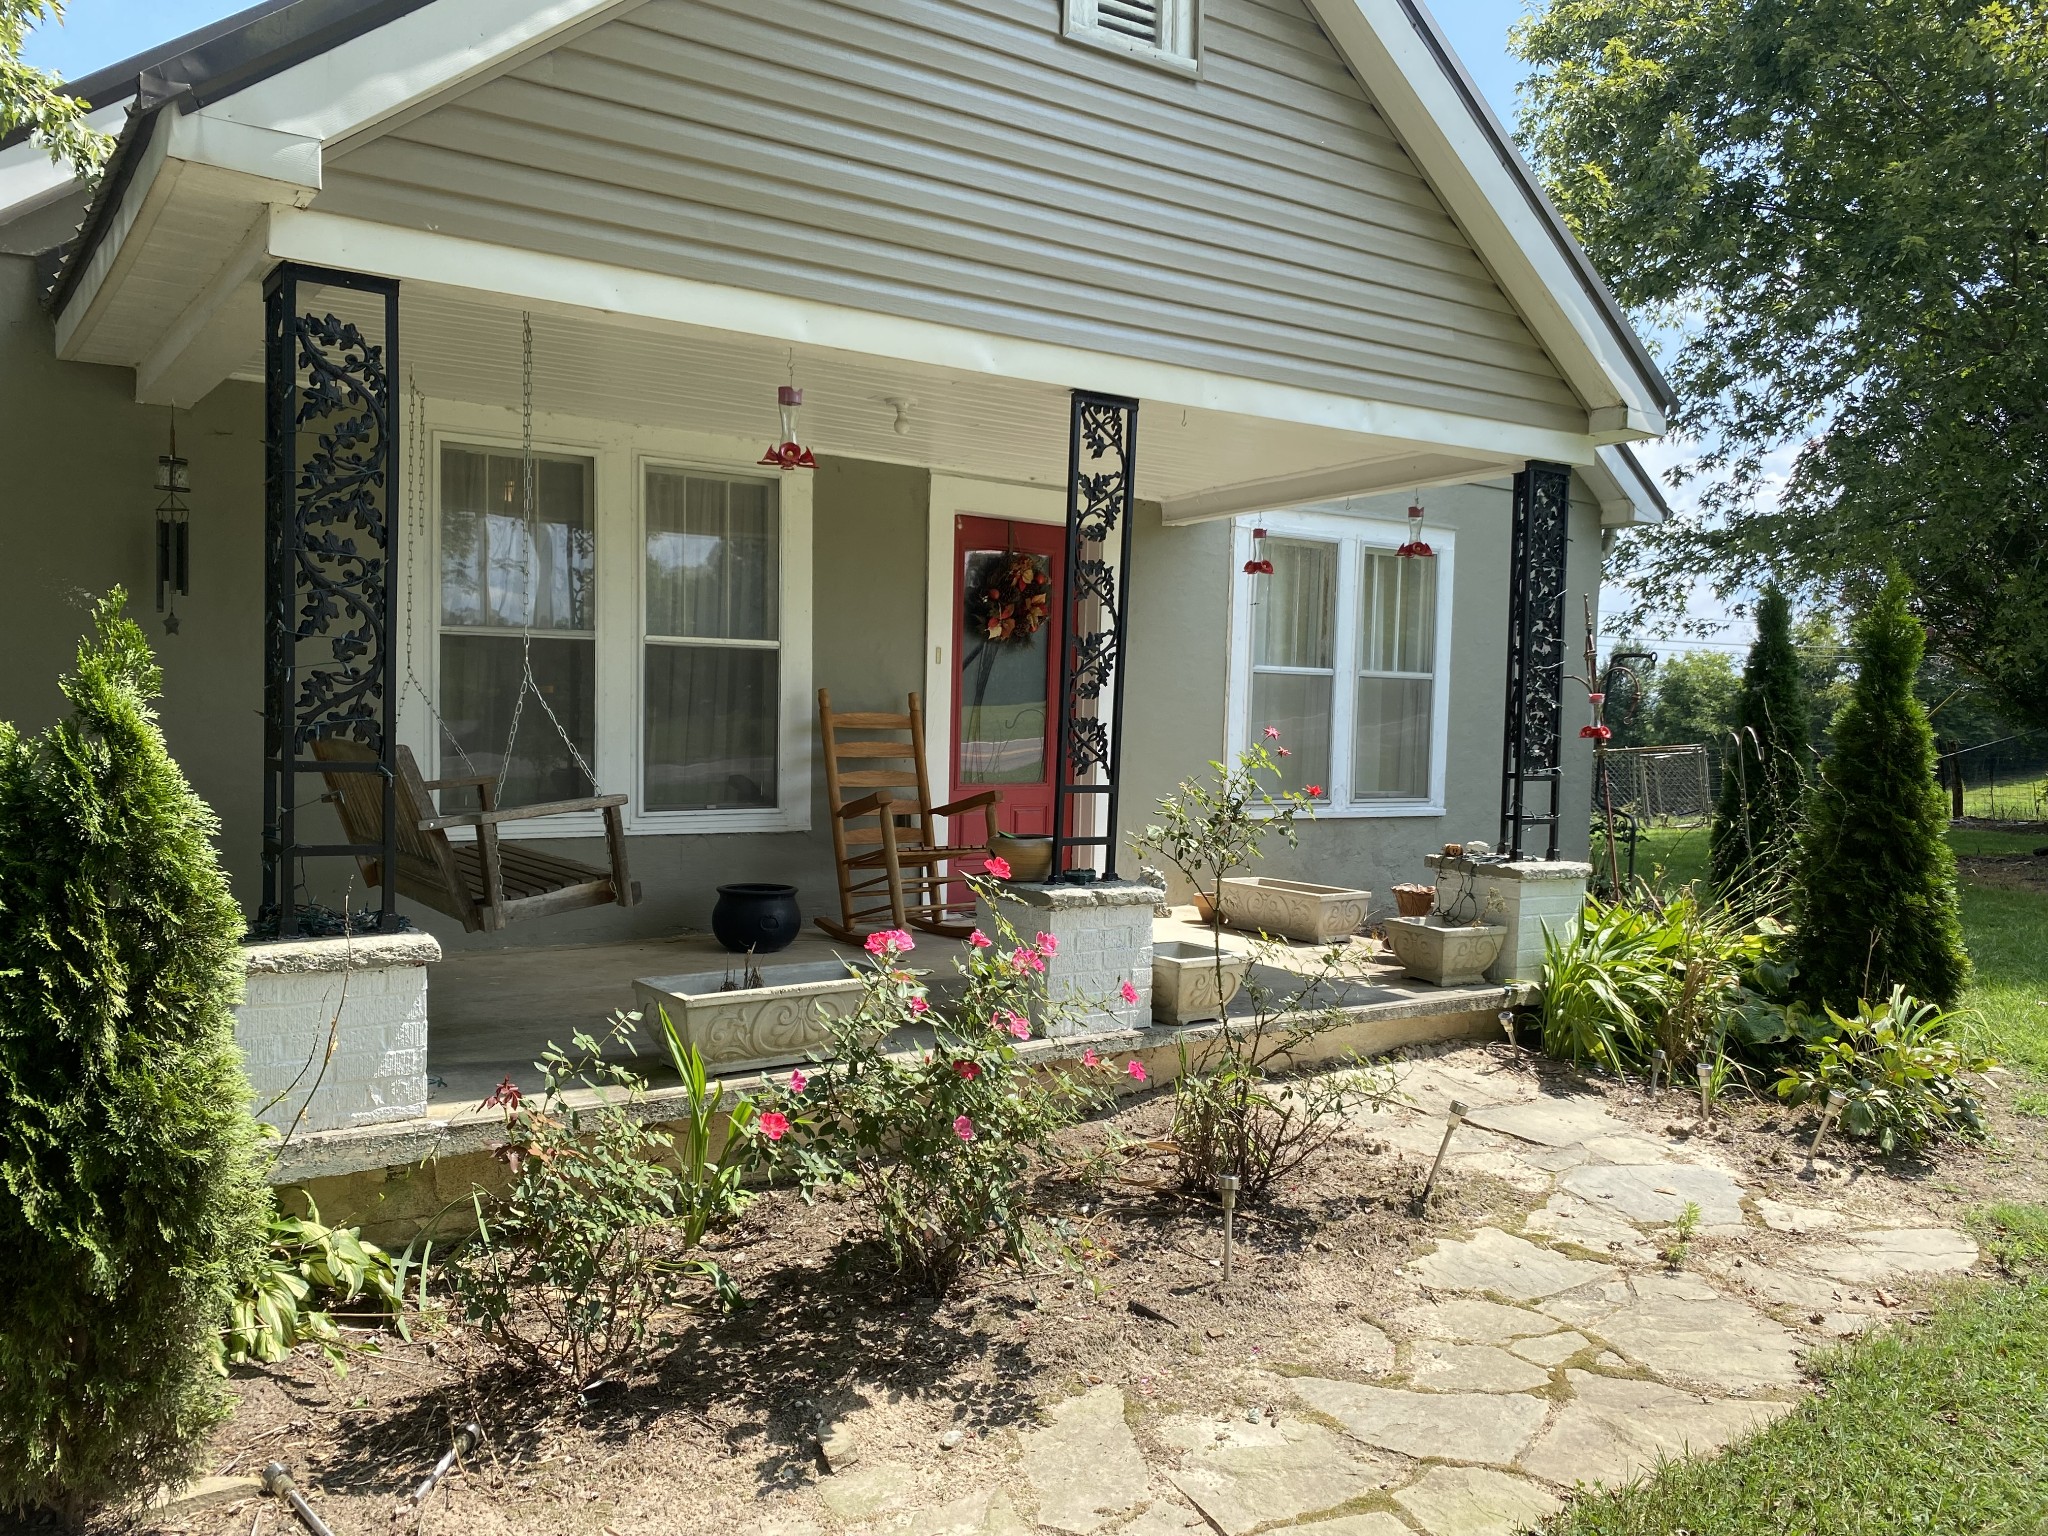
{"left": 1600, "top": 743, "right": 1715, "bottom": 827}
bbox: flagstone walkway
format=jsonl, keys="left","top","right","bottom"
{"left": 759, "top": 1045, "right": 1982, "bottom": 1536}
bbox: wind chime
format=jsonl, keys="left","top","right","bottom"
{"left": 1396, "top": 495, "right": 1434, "bottom": 559}
{"left": 757, "top": 355, "right": 817, "bottom": 470}
{"left": 154, "top": 423, "right": 191, "bottom": 634}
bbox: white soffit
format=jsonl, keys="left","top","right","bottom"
{"left": 0, "top": 102, "right": 130, "bottom": 223}
{"left": 1304, "top": 0, "right": 1669, "bottom": 442}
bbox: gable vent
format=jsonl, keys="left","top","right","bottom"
{"left": 1096, "top": 0, "right": 1160, "bottom": 44}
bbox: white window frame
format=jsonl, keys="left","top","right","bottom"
{"left": 1225, "top": 509, "right": 1454, "bottom": 819}
{"left": 1063, "top": 0, "right": 1200, "bottom": 75}
{"left": 398, "top": 398, "right": 813, "bottom": 839}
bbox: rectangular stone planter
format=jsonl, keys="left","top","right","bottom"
{"left": 1423, "top": 855, "right": 1592, "bottom": 983}
{"left": 634, "top": 961, "right": 865, "bottom": 1075}
{"left": 1383, "top": 916, "right": 1509, "bottom": 987}
{"left": 977, "top": 880, "right": 1156, "bottom": 1037}
{"left": 1218, "top": 877, "right": 1371, "bottom": 945}
{"left": 1151, "top": 940, "right": 1250, "bottom": 1025}
{"left": 236, "top": 932, "right": 440, "bottom": 1135}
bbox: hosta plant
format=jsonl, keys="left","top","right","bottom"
{"left": 1777, "top": 988, "right": 1992, "bottom": 1155}
{"left": 221, "top": 1199, "right": 425, "bottom": 1373}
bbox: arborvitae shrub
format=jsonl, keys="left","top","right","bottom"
{"left": 0, "top": 593, "right": 268, "bottom": 1517}
{"left": 1795, "top": 579, "right": 1971, "bottom": 1009}
{"left": 1710, "top": 585, "right": 1811, "bottom": 907}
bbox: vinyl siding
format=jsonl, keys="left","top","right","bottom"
{"left": 317, "top": 0, "right": 1585, "bottom": 432}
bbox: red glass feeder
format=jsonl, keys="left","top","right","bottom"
{"left": 758, "top": 384, "right": 816, "bottom": 470}
{"left": 1243, "top": 525, "right": 1275, "bottom": 577}
{"left": 1580, "top": 690, "right": 1613, "bottom": 741}
{"left": 1397, "top": 501, "right": 1434, "bottom": 559}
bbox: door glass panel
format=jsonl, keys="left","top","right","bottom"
{"left": 958, "top": 548, "right": 1053, "bottom": 785}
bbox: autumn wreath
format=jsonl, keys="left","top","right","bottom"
{"left": 969, "top": 551, "right": 1053, "bottom": 645}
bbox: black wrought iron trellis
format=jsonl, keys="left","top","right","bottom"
{"left": 261, "top": 262, "right": 401, "bottom": 935}
{"left": 1500, "top": 460, "right": 1573, "bottom": 860}
{"left": 1053, "top": 390, "right": 1140, "bottom": 880}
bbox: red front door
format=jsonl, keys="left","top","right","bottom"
{"left": 951, "top": 516, "right": 1065, "bottom": 845}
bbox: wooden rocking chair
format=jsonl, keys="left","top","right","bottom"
{"left": 313, "top": 738, "right": 641, "bottom": 934}
{"left": 817, "top": 689, "right": 1000, "bottom": 944}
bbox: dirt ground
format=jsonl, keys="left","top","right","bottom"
{"left": 85, "top": 1043, "right": 2048, "bottom": 1536}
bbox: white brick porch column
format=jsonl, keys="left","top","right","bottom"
{"left": 236, "top": 932, "right": 441, "bottom": 1134}
{"left": 1423, "top": 855, "right": 1592, "bottom": 984}
{"left": 976, "top": 880, "right": 1156, "bottom": 1037}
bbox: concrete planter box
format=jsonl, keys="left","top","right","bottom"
{"left": 977, "top": 880, "right": 1156, "bottom": 1036}
{"left": 1218, "top": 877, "right": 1371, "bottom": 944}
{"left": 634, "top": 961, "right": 864, "bottom": 1075}
{"left": 1384, "top": 916, "right": 1508, "bottom": 987}
{"left": 1150, "top": 941, "right": 1250, "bottom": 1025}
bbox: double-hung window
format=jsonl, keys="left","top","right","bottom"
{"left": 1230, "top": 511, "right": 1453, "bottom": 814}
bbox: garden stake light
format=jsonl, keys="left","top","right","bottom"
{"left": 1650, "top": 1048, "right": 1668, "bottom": 1098}
{"left": 1218, "top": 1174, "right": 1240, "bottom": 1281}
{"left": 409, "top": 1422, "right": 482, "bottom": 1509}
{"left": 1499, "top": 1009, "right": 1517, "bottom": 1049}
{"left": 1697, "top": 1062, "right": 1714, "bottom": 1122}
{"left": 1810, "top": 1089, "right": 1849, "bottom": 1161}
{"left": 1420, "top": 1100, "right": 1469, "bottom": 1209}
{"left": 262, "top": 1462, "right": 336, "bottom": 1536}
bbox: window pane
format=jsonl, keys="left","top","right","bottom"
{"left": 1253, "top": 538, "right": 1336, "bottom": 670}
{"left": 1396, "top": 554, "right": 1436, "bottom": 673}
{"left": 439, "top": 444, "right": 594, "bottom": 630}
{"left": 437, "top": 633, "right": 596, "bottom": 808}
{"left": 645, "top": 468, "right": 779, "bottom": 641}
{"left": 645, "top": 645, "right": 779, "bottom": 810}
{"left": 1353, "top": 676, "right": 1432, "bottom": 800}
{"left": 1250, "top": 671, "right": 1331, "bottom": 797}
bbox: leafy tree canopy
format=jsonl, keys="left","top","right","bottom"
{"left": 1515, "top": 0, "right": 2048, "bottom": 730}
{"left": 1, "top": 2, "right": 108, "bottom": 177}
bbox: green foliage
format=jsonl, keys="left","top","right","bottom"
{"left": 1777, "top": 989, "right": 1991, "bottom": 1156}
{"left": 749, "top": 905, "right": 1096, "bottom": 1294}
{"left": 1660, "top": 1201, "right": 1702, "bottom": 1269}
{"left": 1131, "top": 739, "right": 1309, "bottom": 907}
{"left": 1967, "top": 1204, "right": 2048, "bottom": 1277}
{"left": 453, "top": 1019, "right": 714, "bottom": 1387}
{"left": 1539, "top": 892, "right": 1773, "bottom": 1074}
{"left": 1515, "top": 0, "right": 2048, "bottom": 731}
{"left": 1645, "top": 651, "right": 1741, "bottom": 749}
{"left": 222, "top": 1199, "right": 425, "bottom": 1373}
{"left": 1795, "top": 581, "right": 1971, "bottom": 1009}
{"left": 0, "top": 593, "right": 269, "bottom": 1517}
{"left": 0, "top": 2, "right": 109, "bottom": 176}
{"left": 658, "top": 1016, "right": 759, "bottom": 1266}
{"left": 1711, "top": 587, "right": 1810, "bottom": 909}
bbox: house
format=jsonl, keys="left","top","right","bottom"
{"left": 0, "top": 0, "right": 1668, "bottom": 1204}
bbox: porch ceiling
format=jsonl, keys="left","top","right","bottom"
{"left": 231, "top": 284, "right": 1530, "bottom": 516}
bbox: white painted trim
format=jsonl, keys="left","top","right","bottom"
{"left": 1585, "top": 445, "right": 1668, "bottom": 527}
{"left": 1225, "top": 507, "right": 1455, "bottom": 820}
{"left": 923, "top": 475, "right": 1068, "bottom": 812}
{"left": 403, "top": 394, "right": 813, "bottom": 839}
{"left": 1063, "top": 0, "right": 1201, "bottom": 76}
{"left": 1305, "top": 0, "right": 1667, "bottom": 439}
{"left": 266, "top": 208, "right": 1602, "bottom": 468}
{"left": 52, "top": 117, "right": 176, "bottom": 360}
{"left": 0, "top": 101, "right": 128, "bottom": 221}
{"left": 1158, "top": 450, "right": 1522, "bottom": 525}
{"left": 134, "top": 215, "right": 272, "bottom": 406}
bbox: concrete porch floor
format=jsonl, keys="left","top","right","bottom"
{"left": 424, "top": 911, "right": 1510, "bottom": 1113}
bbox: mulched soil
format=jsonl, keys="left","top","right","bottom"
{"left": 1956, "top": 852, "right": 2048, "bottom": 893}
{"left": 84, "top": 1045, "right": 2048, "bottom": 1536}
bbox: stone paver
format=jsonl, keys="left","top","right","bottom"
{"left": 1409, "top": 1226, "right": 1616, "bottom": 1301}
{"left": 1557, "top": 1163, "right": 1747, "bottom": 1226}
{"left": 1522, "top": 1192, "right": 1659, "bottom": 1262}
{"left": 1519, "top": 1371, "right": 1791, "bottom": 1489}
{"left": 818, "top": 1462, "right": 920, "bottom": 1520}
{"left": 1279, "top": 1516, "right": 1411, "bottom": 1536}
{"left": 1019, "top": 1386, "right": 1150, "bottom": 1534}
{"left": 1406, "top": 1341, "right": 1552, "bottom": 1393}
{"left": 1286, "top": 1320, "right": 1397, "bottom": 1375}
{"left": 1699, "top": 1254, "right": 1877, "bottom": 1318}
{"left": 1112, "top": 1502, "right": 1208, "bottom": 1536}
{"left": 1466, "top": 1098, "right": 1633, "bottom": 1148}
{"left": 1289, "top": 1378, "right": 1550, "bottom": 1465}
{"left": 1158, "top": 1416, "right": 1394, "bottom": 1536}
{"left": 1578, "top": 1133, "right": 1685, "bottom": 1166}
{"left": 1509, "top": 1329, "right": 1591, "bottom": 1367}
{"left": 1394, "top": 1465, "right": 1564, "bottom": 1536}
{"left": 1393, "top": 1297, "right": 1558, "bottom": 1343}
{"left": 1755, "top": 1197, "right": 1849, "bottom": 1234}
{"left": 900, "top": 1488, "right": 1030, "bottom": 1536}
{"left": 1565, "top": 1274, "right": 1805, "bottom": 1391}
{"left": 1802, "top": 1227, "right": 1978, "bottom": 1283}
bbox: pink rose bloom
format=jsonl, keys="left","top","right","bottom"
{"left": 1263, "top": 726, "right": 1281, "bottom": 739}
{"left": 1277, "top": 746, "right": 1292, "bottom": 758}
{"left": 864, "top": 927, "right": 915, "bottom": 957}
{"left": 954, "top": 1059, "right": 982, "bottom": 1081}
{"left": 968, "top": 929, "right": 992, "bottom": 948}
{"left": 953, "top": 1115, "right": 976, "bottom": 1142}
{"left": 1011, "top": 946, "right": 1046, "bottom": 975}
{"left": 789, "top": 1069, "right": 808, "bottom": 1094}
{"left": 1304, "top": 784, "right": 1325, "bottom": 798}
{"left": 1119, "top": 979, "right": 1139, "bottom": 1006}
{"left": 758, "top": 1111, "right": 791, "bottom": 1142}
{"left": 909, "top": 995, "right": 930, "bottom": 1016}
{"left": 998, "top": 1010, "right": 1031, "bottom": 1041}
{"left": 1081, "top": 1048, "right": 1101, "bottom": 1067}
{"left": 1126, "top": 1061, "right": 1147, "bottom": 1082}
{"left": 984, "top": 856, "right": 1013, "bottom": 880}
{"left": 1034, "top": 931, "right": 1059, "bottom": 958}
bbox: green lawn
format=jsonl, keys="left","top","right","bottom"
{"left": 1539, "top": 1271, "right": 2048, "bottom": 1536}
{"left": 1601, "top": 822, "right": 2048, "bottom": 1080}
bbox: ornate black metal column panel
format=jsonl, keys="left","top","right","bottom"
{"left": 1500, "top": 460, "right": 1573, "bottom": 860}
{"left": 261, "top": 262, "right": 401, "bottom": 935}
{"left": 1053, "top": 390, "right": 1140, "bottom": 880}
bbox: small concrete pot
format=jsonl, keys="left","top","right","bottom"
{"left": 1151, "top": 940, "right": 1251, "bottom": 1025}
{"left": 1218, "top": 877, "right": 1371, "bottom": 944}
{"left": 1382, "top": 916, "right": 1508, "bottom": 987}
